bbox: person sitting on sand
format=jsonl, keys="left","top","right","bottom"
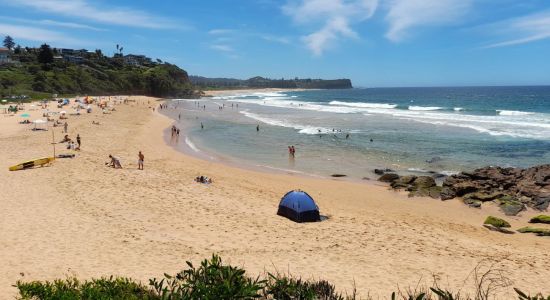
{"left": 108, "top": 155, "right": 122, "bottom": 169}
{"left": 195, "top": 175, "right": 212, "bottom": 184}
{"left": 61, "top": 135, "right": 71, "bottom": 143}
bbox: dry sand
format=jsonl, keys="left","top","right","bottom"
{"left": 1, "top": 95, "right": 549, "bottom": 299}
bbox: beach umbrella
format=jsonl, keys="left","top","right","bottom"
{"left": 33, "top": 119, "right": 47, "bottom": 124}
{"left": 20, "top": 113, "right": 30, "bottom": 118}
{"left": 60, "top": 111, "right": 67, "bottom": 114}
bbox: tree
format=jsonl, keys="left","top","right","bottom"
{"left": 37, "top": 43, "right": 54, "bottom": 64}
{"left": 3, "top": 35, "right": 15, "bottom": 50}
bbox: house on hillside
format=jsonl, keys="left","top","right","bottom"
{"left": 0, "top": 47, "right": 11, "bottom": 64}
{"left": 124, "top": 54, "right": 152, "bottom": 66}
{"left": 63, "top": 55, "right": 85, "bottom": 64}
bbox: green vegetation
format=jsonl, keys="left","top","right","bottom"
{"left": 1, "top": 39, "right": 197, "bottom": 100}
{"left": 14, "top": 255, "right": 550, "bottom": 300}
{"left": 483, "top": 216, "right": 511, "bottom": 228}
{"left": 517, "top": 227, "right": 550, "bottom": 236}
{"left": 529, "top": 215, "right": 550, "bottom": 224}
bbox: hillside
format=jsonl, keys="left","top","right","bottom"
{"left": 0, "top": 45, "right": 197, "bottom": 99}
{"left": 190, "top": 75, "right": 353, "bottom": 89}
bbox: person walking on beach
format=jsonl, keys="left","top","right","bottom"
{"left": 291, "top": 146, "right": 296, "bottom": 156}
{"left": 201, "top": 122, "right": 204, "bottom": 130}
{"left": 178, "top": 113, "right": 181, "bottom": 120}
{"left": 76, "top": 134, "right": 81, "bottom": 147}
{"left": 138, "top": 151, "right": 144, "bottom": 170}
{"left": 63, "top": 122, "right": 68, "bottom": 133}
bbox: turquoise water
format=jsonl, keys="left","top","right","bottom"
{"left": 164, "top": 86, "right": 550, "bottom": 179}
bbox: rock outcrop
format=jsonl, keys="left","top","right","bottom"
{"left": 379, "top": 165, "right": 550, "bottom": 216}
{"left": 440, "top": 165, "right": 550, "bottom": 215}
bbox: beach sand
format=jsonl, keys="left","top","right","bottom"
{"left": 1, "top": 95, "right": 549, "bottom": 299}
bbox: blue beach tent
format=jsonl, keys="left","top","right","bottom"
{"left": 277, "top": 190, "right": 320, "bottom": 223}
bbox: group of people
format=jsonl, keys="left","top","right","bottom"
{"left": 171, "top": 125, "right": 180, "bottom": 137}
{"left": 60, "top": 133, "right": 81, "bottom": 151}
{"left": 107, "top": 151, "right": 145, "bottom": 170}
{"left": 194, "top": 175, "right": 212, "bottom": 184}
{"left": 288, "top": 145, "right": 296, "bottom": 157}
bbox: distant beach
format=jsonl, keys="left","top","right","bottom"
{"left": 1, "top": 94, "right": 550, "bottom": 299}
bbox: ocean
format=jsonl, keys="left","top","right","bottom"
{"left": 164, "top": 86, "right": 550, "bottom": 180}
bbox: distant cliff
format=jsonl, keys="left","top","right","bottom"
{"left": 190, "top": 76, "right": 353, "bottom": 89}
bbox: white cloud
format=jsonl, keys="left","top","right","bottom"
{"left": 385, "top": 0, "right": 472, "bottom": 42}
{"left": 208, "top": 29, "right": 235, "bottom": 35}
{"left": 0, "top": 16, "right": 106, "bottom": 31}
{"left": 0, "top": 23, "right": 85, "bottom": 46}
{"left": 482, "top": 11, "right": 550, "bottom": 48}
{"left": 3, "top": 0, "right": 179, "bottom": 29}
{"left": 283, "top": 0, "right": 378, "bottom": 56}
{"left": 210, "top": 44, "right": 234, "bottom": 52}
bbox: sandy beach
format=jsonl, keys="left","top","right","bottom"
{"left": 1, "top": 94, "right": 549, "bottom": 299}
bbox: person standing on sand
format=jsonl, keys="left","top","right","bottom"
{"left": 63, "top": 122, "right": 68, "bottom": 133}
{"left": 178, "top": 113, "right": 181, "bottom": 120}
{"left": 76, "top": 134, "right": 81, "bottom": 147}
{"left": 138, "top": 151, "right": 144, "bottom": 170}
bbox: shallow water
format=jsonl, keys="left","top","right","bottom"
{"left": 164, "top": 86, "right": 550, "bottom": 179}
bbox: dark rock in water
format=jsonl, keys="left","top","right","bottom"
{"left": 432, "top": 173, "right": 447, "bottom": 179}
{"left": 378, "top": 173, "right": 399, "bottom": 183}
{"left": 426, "top": 156, "right": 442, "bottom": 163}
{"left": 362, "top": 177, "right": 371, "bottom": 181}
{"left": 374, "top": 168, "right": 394, "bottom": 175}
{"left": 331, "top": 174, "right": 347, "bottom": 177}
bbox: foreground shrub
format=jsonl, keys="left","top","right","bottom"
{"left": 264, "top": 273, "right": 352, "bottom": 300}
{"left": 149, "top": 254, "right": 264, "bottom": 299}
{"left": 483, "top": 216, "right": 510, "bottom": 228}
{"left": 517, "top": 227, "right": 550, "bottom": 236}
{"left": 16, "top": 276, "right": 156, "bottom": 300}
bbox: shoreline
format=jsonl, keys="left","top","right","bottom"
{"left": 1, "top": 96, "right": 549, "bottom": 298}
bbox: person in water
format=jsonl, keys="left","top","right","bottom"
{"left": 256, "top": 124, "right": 260, "bottom": 132}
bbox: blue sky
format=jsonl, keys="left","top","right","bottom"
{"left": 0, "top": 0, "right": 549, "bottom": 87}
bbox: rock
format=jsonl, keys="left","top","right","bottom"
{"left": 499, "top": 197, "right": 526, "bottom": 216}
{"left": 517, "top": 227, "right": 550, "bottom": 236}
{"left": 484, "top": 216, "right": 511, "bottom": 228}
{"left": 390, "top": 175, "right": 417, "bottom": 189}
{"left": 426, "top": 156, "right": 442, "bottom": 163}
{"left": 463, "top": 198, "right": 481, "bottom": 208}
{"left": 362, "top": 177, "right": 371, "bottom": 180}
{"left": 440, "top": 187, "right": 456, "bottom": 200}
{"left": 529, "top": 215, "right": 550, "bottom": 224}
{"left": 374, "top": 168, "right": 394, "bottom": 175}
{"left": 414, "top": 176, "right": 436, "bottom": 189}
{"left": 463, "top": 192, "right": 503, "bottom": 202}
{"left": 331, "top": 174, "right": 346, "bottom": 177}
{"left": 378, "top": 173, "right": 399, "bottom": 183}
{"left": 532, "top": 195, "right": 550, "bottom": 211}
{"left": 483, "top": 224, "right": 515, "bottom": 234}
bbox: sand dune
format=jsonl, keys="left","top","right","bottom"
{"left": 1, "top": 96, "right": 549, "bottom": 299}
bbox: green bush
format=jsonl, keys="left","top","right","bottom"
{"left": 149, "top": 254, "right": 265, "bottom": 299}
{"left": 16, "top": 276, "right": 156, "bottom": 300}
{"left": 517, "top": 227, "right": 550, "bottom": 236}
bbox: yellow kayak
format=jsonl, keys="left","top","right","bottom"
{"left": 9, "top": 157, "right": 55, "bottom": 171}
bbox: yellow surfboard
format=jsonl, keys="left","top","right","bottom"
{"left": 9, "top": 157, "right": 55, "bottom": 171}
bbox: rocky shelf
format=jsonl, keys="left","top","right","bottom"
{"left": 378, "top": 165, "right": 550, "bottom": 216}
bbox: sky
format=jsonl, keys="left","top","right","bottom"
{"left": 0, "top": 0, "right": 549, "bottom": 87}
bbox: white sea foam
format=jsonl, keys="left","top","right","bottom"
{"left": 185, "top": 137, "right": 200, "bottom": 153}
{"left": 240, "top": 110, "right": 332, "bottom": 134}
{"left": 454, "top": 107, "right": 463, "bottom": 111}
{"left": 408, "top": 106, "right": 444, "bottom": 111}
{"left": 497, "top": 110, "right": 534, "bottom": 116}
{"left": 329, "top": 101, "right": 398, "bottom": 109}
